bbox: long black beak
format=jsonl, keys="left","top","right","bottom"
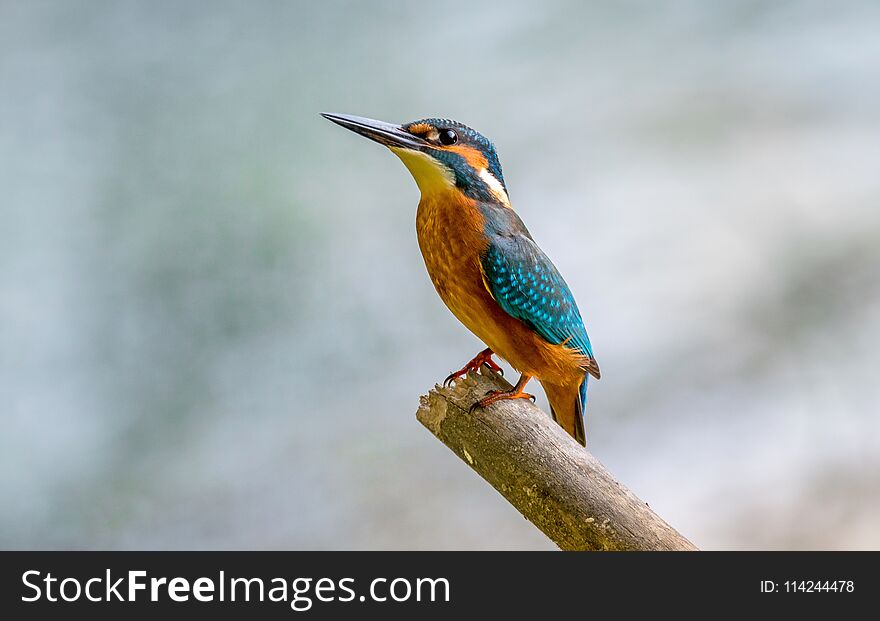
{"left": 321, "top": 113, "right": 427, "bottom": 150}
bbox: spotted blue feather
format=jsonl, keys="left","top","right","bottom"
{"left": 481, "top": 235, "right": 597, "bottom": 368}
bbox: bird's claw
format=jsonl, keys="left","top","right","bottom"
{"left": 444, "top": 363, "right": 503, "bottom": 388}
{"left": 469, "top": 389, "right": 536, "bottom": 413}
{"left": 443, "top": 349, "right": 503, "bottom": 388}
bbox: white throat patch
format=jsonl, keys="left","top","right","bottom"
{"left": 479, "top": 167, "right": 510, "bottom": 207}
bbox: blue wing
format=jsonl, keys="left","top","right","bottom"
{"left": 481, "top": 234, "right": 600, "bottom": 378}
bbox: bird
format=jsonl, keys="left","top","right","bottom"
{"left": 322, "top": 113, "right": 600, "bottom": 446}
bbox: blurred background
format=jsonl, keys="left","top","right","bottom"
{"left": 2, "top": 0, "right": 879, "bottom": 550}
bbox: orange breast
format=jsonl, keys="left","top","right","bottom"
{"left": 416, "top": 193, "right": 582, "bottom": 385}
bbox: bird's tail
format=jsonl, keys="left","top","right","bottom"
{"left": 543, "top": 375, "right": 589, "bottom": 447}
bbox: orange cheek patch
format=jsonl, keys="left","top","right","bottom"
{"left": 448, "top": 144, "right": 488, "bottom": 170}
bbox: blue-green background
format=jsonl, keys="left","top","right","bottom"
{"left": 2, "top": 1, "right": 879, "bottom": 549}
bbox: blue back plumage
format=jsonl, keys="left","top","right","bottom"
{"left": 579, "top": 374, "right": 589, "bottom": 410}
{"left": 481, "top": 234, "right": 595, "bottom": 363}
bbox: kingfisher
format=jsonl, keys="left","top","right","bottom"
{"left": 322, "top": 113, "right": 600, "bottom": 446}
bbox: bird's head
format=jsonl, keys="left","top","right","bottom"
{"left": 322, "top": 113, "right": 509, "bottom": 207}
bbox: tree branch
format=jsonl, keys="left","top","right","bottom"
{"left": 416, "top": 368, "right": 698, "bottom": 551}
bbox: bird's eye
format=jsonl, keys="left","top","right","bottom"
{"left": 439, "top": 129, "right": 458, "bottom": 146}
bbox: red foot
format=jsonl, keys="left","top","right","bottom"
{"left": 469, "top": 389, "right": 535, "bottom": 413}
{"left": 443, "top": 348, "right": 503, "bottom": 388}
{"left": 469, "top": 373, "right": 535, "bottom": 413}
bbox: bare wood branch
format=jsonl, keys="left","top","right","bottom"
{"left": 416, "top": 368, "right": 698, "bottom": 551}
